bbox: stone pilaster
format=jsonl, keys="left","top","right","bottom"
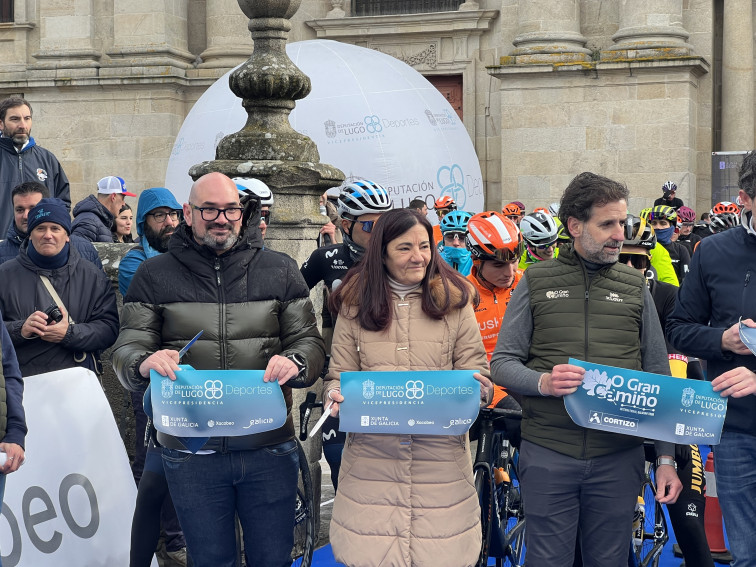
{"left": 604, "top": 0, "right": 693, "bottom": 60}
{"left": 32, "top": 0, "right": 100, "bottom": 71}
{"left": 507, "top": 0, "right": 591, "bottom": 64}
{"left": 721, "top": 0, "right": 754, "bottom": 151}
{"left": 197, "top": 0, "right": 252, "bottom": 70}
{"left": 103, "top": 0, "right": 194, "bottom": 76}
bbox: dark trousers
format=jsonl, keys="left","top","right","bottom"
{"left": 519, "top": 440, "right": 644, "bottom": 567}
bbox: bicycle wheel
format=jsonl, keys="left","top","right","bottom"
{"left": 292, "top": 440, "right": 315, "bottom": 567}
{"left": 633, "top": 479, "right": 667, "bottom": 567}
{"left": 474, "top": 464, "right": 494, "bottom": 567}
{"left": 500, "top": 453, "right": 525, "bottom": 567}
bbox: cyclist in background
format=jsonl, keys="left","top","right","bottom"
{"left": 465, "top": 211, "right": 523, "bottom": 411}
{"left": 620, "top": 215, "right": 713, "bottom": 567}
{"left": 233, "top": 177, "right": 273, "bottom": 239}
{"left": 439, "top": 210, "right": 473, "bottom": 276}
{"left": 518, "top": 211, "right": 559, "bottom": 269}
{"left": 645, "top": 205, "right": 691, "bottom": 283}
{"left": 300, "top": 179, "right": 392, "bottom": 490}
{"left": 675, "top": 205, "right": 701, "bottom": 256}
{"left": 502, "top": 202, "right": 525, "bottom": 226}
{"left": 653, "top": 180, "right": 684, "bottom": 210}
{"left": 432, "top": 195, "right": 456, "bottom": 244}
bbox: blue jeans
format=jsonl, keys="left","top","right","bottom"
{"left": 162, "top": 440, "right": 299, "bottom": 567}
{"left": 713, "top": 431, "right": 756, "bottom": 567}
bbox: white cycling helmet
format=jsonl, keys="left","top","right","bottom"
{"left": 336, "top": 179, "right": 392, "bottom": 219}
{"left": 233, "top": 177, "right": 274, "bottom": 206}
{"left": 520, "top": 211, "right": 558, "bottom": 247}
{"left": 547, "top": 202, "right": 560, "bottom": 216}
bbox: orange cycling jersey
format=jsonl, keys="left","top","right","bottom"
{"left": 432, "top": 224, "right": 443, "bottom": 246}
{"left": 467, "top": 266, "right": 523, "bottom": 407}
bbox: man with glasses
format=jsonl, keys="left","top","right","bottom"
{"left": 675, "top": 205, "right": 702, "bottom": 255}
{"left": 116, "top": 186, "right": 188, "bottom": 566}
{"left": 491, "top": 172, "right": 680, "bottom": 566}
{"left": 518, "top": 211, "right": 559, "bottom": 269}
{"left": 112, "top": 172, "right": 325, "bottom": 566}
{"left": 300, "top": 179, "right": 392, "bottom": 490}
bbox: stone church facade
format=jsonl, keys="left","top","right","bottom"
{"left": 0, "top": 0, "right": 748, "bottom": 215}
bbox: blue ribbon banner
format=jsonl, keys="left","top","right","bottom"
{"left": 564, "top": 358, "right": 727, "bottom": 445}
{"left": 149, "top": 367, "right": 287, "bottom": 438}
{"left": 339, "top": 370, "right": 481, "bottom": 435}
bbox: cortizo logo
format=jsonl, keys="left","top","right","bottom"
{"left": 546, "top": 290, "right": 569, "bottom": 299}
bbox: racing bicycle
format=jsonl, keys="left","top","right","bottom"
{"left": 473, "top": 406, "right": 524, "bottom": 567}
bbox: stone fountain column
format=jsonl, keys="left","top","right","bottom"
{"left": 189, "top": 0, "right": 344, "bottom": 264}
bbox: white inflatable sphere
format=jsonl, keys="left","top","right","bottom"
{"left": 165, "top": 40, "right": 484, "bottom": 218}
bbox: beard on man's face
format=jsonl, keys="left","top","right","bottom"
{"left": 144, "top": 223, "right": 175, "bottom": 253}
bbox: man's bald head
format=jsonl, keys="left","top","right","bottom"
{"left": 184, "top": 173, "right": 243, "bottom": 254}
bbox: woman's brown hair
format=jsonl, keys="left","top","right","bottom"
{"left": 330, "top": 208, "right": 473, "bottom": 332}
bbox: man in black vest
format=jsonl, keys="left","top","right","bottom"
{"left": 491, "top": 172, "right": 681, "bottom": 567}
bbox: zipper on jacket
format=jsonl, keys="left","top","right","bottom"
{"left": 17, "top": 154, "right": 23, "bottom": 172}
{"left": 580, "top": 261, "right": 591, "bottom": 460}
{"left": 742, "top": 270, "right": 751, "bottom": 317}
{"left": 214, "top": 257, "right": 228, "bottom": 368}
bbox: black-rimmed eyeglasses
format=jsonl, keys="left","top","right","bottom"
{"left": 146, "top": 210, "right": 180, "bottom": 223}
{"left": 190, "top": 204, "right": 244, "bottom": 222}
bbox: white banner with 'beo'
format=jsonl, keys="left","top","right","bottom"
{"left": 0, "top": 367, "right": 151, "bottom": 567}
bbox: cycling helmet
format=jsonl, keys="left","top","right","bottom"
{"left": 709, "top": 212, "right": 740, "bottom": 233}
{"left": 647, "top": 205, "right": 677, "bottom": 222}
{"left": 547, "top": 202, "right": 560, "bottom": 216}
{"left": 712, "top": 201, "right": 740, "bottom": 215}
{"left": 466, "top": 211, "right": 524, "bottom": 263}
{"left": 676, "top": 206, "right": 696, "bottom": 223}
{"left": 533, "top": 207, "right": 549, "bottom": 215}
{"left": 336, "top": 179, "right": 392, "bottom": 219}
{"left": 623, "top": 215, "right": 656, "bottom": 250}
{"left": 639, "top": 207, "right": 651, "bottom": 220}
{"left": 440, "top": 210, "right": 473, "bottom": 234}
{"left": 502, "top": 203, "right": 523, "bottom": 217}
{"left": 662, "top": 181, "right": 677, "bottom": 194}
{"left": 233, "top": 177, "right": 274, "bottom": 206}
{"left": 434, "top": 195, "right": 457, "bottom": 210}
{"left": 520, "top": 212, "right": 558, "bottom": 247}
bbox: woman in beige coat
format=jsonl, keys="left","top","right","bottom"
{"left": 324, "top": 207, "right": 493, "bottom": 567}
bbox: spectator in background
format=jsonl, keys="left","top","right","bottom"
{"left": 407, "top": 198, "right": 428, "bottom": 216}
{"left": 0, "top": 181, "right": 102, "bottom": 269}
{"left": 0, "top": 96, "right": 70, "bottom": 237}
{"left": 693, "top": 211, "right": 712, "bottom": 239}
{"left": 318, "top": 188, "right": 342, "bottom": 246}
{"left": 0, "top": 308, "right": 26, "bottom": 514}
{"left": 113, "top": 203, "right": 134, "bottom": 243}
{"left": 71, "top": 176, "right": 136, "bottom": 242}
{"left": 0, "top": 198, "right": 118, "bottom": 377}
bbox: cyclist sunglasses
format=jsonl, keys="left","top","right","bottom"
{"left": 260, "top": 209, "right": 271, "bottom": 223}
{"left": 443, "top": 232, "right": 466, "bottom": 242}
{"left": 354, "top": 219, "right": 375, "bottom": 233}
{"left": 535, "top": 240, "right": 557, "bottom": 250}
{"left": 619, "top": 253, "right": 650, "bottom": 270}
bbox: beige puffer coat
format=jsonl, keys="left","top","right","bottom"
{"left": 324, "top": 278, "right": 488, "bottom": 567}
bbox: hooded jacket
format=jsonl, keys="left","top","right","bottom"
{"left": 71, "top": 195, "right": 115, "bottom": 243}
{"left": 0, "top": 137, "right": 70, "bottom": 238}
{"left": 118, "top": 187, "right": 182, "bottom": 296}
{"left": 0, "top": 220, "right": 103, "bottom": 269}
{"left": 0, "top": 242, "right": 119, "bottom": 377}
{"left": 324, "top": 277, "right": 486, "bottom": 567}
{"left": 112, "top": 216, "right": 325, "bottom": 452}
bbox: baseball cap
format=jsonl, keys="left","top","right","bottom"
{"left": 97, "top": 176, "right": 136, "bottom": 197}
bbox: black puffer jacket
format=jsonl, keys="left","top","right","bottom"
{"left": 0, "top": 243, "right": 119, "bottom": 377}
{"left": 71, "top": 195, "right": 115, "bottom": 242}
{"left": 112, "top": 222, "right": 325, "bottom": 451}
